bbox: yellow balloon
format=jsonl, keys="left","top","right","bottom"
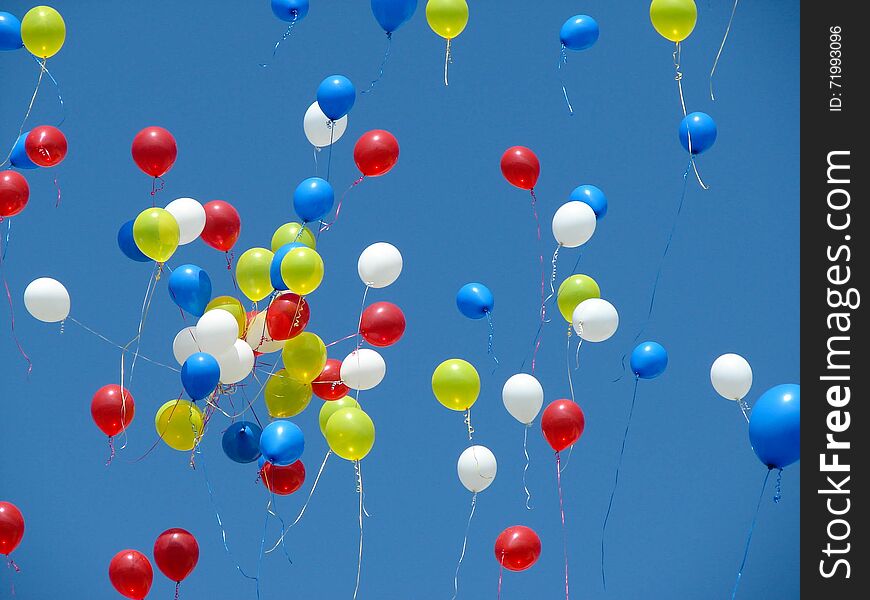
{"left": 319, "top": 396, "right": 361, "bottom": 436}
{"left": 271, "top": 222, "right": 316, "bottom": 252}
{"left": 325, "top": 407, "right": 375, "bottom": 461}
{"left": 132, "top": 208, "right": 179, "bottom": 263}
{"left": 205, "top": 296, "right": 247, "bottom": 337}
{"left": 21, "top": 6, "right": 65, "bottom": 59}
{"left": 236, "top": 247, "right": 274, "bottom": 302}
{"left": 282, "top": 331, "right": 327, "bottom": 383}
{"left": 432, "top": 358, "right": 480, "bottom": 411}
{"left": 265, "top": 368, "right": 313, "bottom": 418}
{"left": 155, "top": 399, "right": 204, "bottom": 451}
{"left": 557, "top": 274, "right": 601, "bottom": 322}
{"left": 280, "top": 247, "right": 324, "bottom": 295}
{"left": 649, "top": 0, "right": 697, "bottom": 43}
{"left": 426, "top": 0, "right": 469, "bottom": 39}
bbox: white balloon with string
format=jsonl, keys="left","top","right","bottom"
{"left": 304, "top": 101, "right": 348, "bottom": 148}
{"left": 357, "top": 242, "right": 402, "bottom": 288}
{"left": 244, "top": 310, "right": 284, "bottom": 354}
{"left": 172, "top": 326, "right": 200, "bottom": 365}
{"left": 552, "top": 201, "right": 596, "bottom": 248}
{"left": 23, "top": 277, "right": 70, "bottom": 322}
{"left": 453, "top": 445, "right": 497, "bottom": 598}
{"left": 572, "top": 298, "right": 618, "bottom": 342}
{"left": 164, "top": 197, "right": 206, "bottom": 245}
{"left": 195, "top": 309, "right": 239, "bottom": 355}
{"left": 216, "top": 339, "right": 256, "bottom": 384}
{"left": 340, "top": 349, "right": 386, "bottom": 390}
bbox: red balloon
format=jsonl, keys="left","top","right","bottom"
{"left": 131, "top": 126, "right": 177, "bottom": 177}
{"left": 24, "top": 126, "right": 67, "bottom": 168}
{"left": 359, "top": 301, "right": 405, "bottom": 347}
{"left": 153, "top": 528, "right": 199, "bottom": 583}
{"left": 265, "top": 293, "right": 310, "bottom": 341}
{"left": 0, "top": 170, "right": 29, "bottom": 218}
{"left": 312, "top": 358, "right": 349, "bottom": 401}
{"left": 201, "top": 200, "right": 241, "bottom": 251}
{"left": 0, "top": 502, "right": 24, "bottom": 556}
{"left": 541, "top": 399, "right": 585, "bottom": 452}
{"left": 109, "top": 549, "right": 153, "bottom": 600}
{"left": 260, "top": 460, "right": 306, "bottom": 496}
{"left": 90, "top": 385, "right": 135, "bottom": 437}
{"left": 353, "top": 129, "right": 399, "bottom": 177}
{"left": 494, "top": 526, "right": 541, "bottom": 572}
{"left": 500, "top": 146, "right": 540, "bottom": 190}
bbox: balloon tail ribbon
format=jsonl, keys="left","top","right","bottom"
{"left": 326, "top": 125, "right": 336, "bottom": 182}
{"left": 150, "top": 176, "right": 165, "bottom": 199}
{"left": 601, "top": 375, "right": 640, "bottom": 590}
{"left": 263, "top": 490, "right": 294, "bottom": 565}
{"left": 260, "top": 14, "right": 298, "bottom": 68}
{"left": 67, "top": 317, "right": 179, "bottom": 373}
{"left": 451, "top": 492, "right": 477, "bottom": 600}
{"left": 0, "top": 221, "right": 32, "bottom": 374}
{"left": 496, "top": 556, "right": 505, "bottom": 599}
{"left": 444, "top": 38, "right": 452, "bottom": 86}
{"left": 266, "top": 450, "right": 332, "bottom": 553}
{"left": 123, "top": 266, "right": 159, "bottom": 389}
{"left": 555, "top": 452, "right": 570, "bottom": 600}
{"left": 353, "top": 460, "right": 366, "bottom": 600}
{"left": 464, "top": 409, "right": 474, "bottom": 441}
{"left": 566, "top": 326, "right": 576, "bottom": 404}
{"left": 773, "top": 468, "right": 783, "bottom": 503}
{"left": 731, "top": 468, "right": 772, "bottom": 600}
{"left": 542, "top": 244, "right": 560, "bottom": 323}
{"left": 320, "top": 175, "right": 365, "bottom": 233}
{"left": 174, "top": 581, "right": 180, "bottom": 600}
{"left": 53, "top": 174, "right": 62, "bottom": 208}
{"left": 710, "top": 0, "right": 740, "bottom": 101}
{"left": 485, "top": 310, "right": 499, "bottom": 368}
{"left": 574, "top": 331, "right": 583, "bottom": 370}
{"left": 522, "top": 425, "right": 533, "bottom": 510}
{"left": 0, "top": 59, "right": 46, "bottom": 166}
{"left": 105, "top": 436, "right": 116, "bottom": 467}
{"left": 6, "top": 558, "right": 19, "bottom": 597}
{"left": 354, "top": 285, "right": 371, "bottom": 351}
{"left": 557, "top": 44, "right": 575, "bottom": 116}
{"left": 33, "top": 56, "right": 65, "bottom": 127}
{"left": 313, "top": 146, "right": 320, "bottom": 176}
{"left": 253, "top": 495, "right": 272, "bottom": 600}
{"left": 363, "top": 32, "right": 392, "bottom": 94}
{"left": 737, "top": 398, "right": 751, "bottom": 423}
{"left": 326, "top": 332, "right": 359, "bottom": 348}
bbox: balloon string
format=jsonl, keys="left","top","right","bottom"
{"left": 266, "top": 450, "right": 332, "bottom": 553}
{"left": 320, "top": 175, "right": 365, "bottom": 233}
{"left": 105, "top": 436, "right": 116, "bottom": 467}
{"left": 67, "top": 317, "right": 180, "bottom": 372}
{"left": 557, "top": 44, "right": 575, "bottom": 116}
{"left": 174, "top": 581, "right": 180, "bottom": 600}
{"left": 326, "top": 332, "right": 359, "bottom": 348}
{"left": 53, "top": 174, "right": 62, "bottom": 208}
{"left": 254, "top": 495, "right": 271, "bottom": 600}
{"left": 259, "top": 13, "right": 298, "bottom": 68}
{"left": 33, "top": 56, "right": 65, "bottom": 127}
{"left": 542, "top": 245, "right": 560, "bottom": 323}
{"left": 0, "top": 222, "right": 32, "bottom": 374}
{"left": 0, "top": 58, "right": 46, "bottom": 166}
{"left": 150, "top": 176, "right": 165, "bottom": 199}
{"left": 444, "top": 38, "right": 452, "bottom": 86}
{"left": 355, "top": 285, "right": 371, "bottom": 352}
{"left": 123, "top": 266, "right": 160, "bottom": 390}
{"left": 313, "top": 147, "right": 320, "bottom": 176}
{"left": 353, "top": 460, "right": 366, "bottom": 600}
{"left": 363, "top": 32, "right": 392, "bottom": 94}
{"left": 485, "top": 310, "right": 499, "bottom": 368}
{"left": 737, "top": 398, "right": 751, "bottom": 423}
{"left": 773, "top": 468, "right": 783, "bottom": 504}
{"left": 574, "top": 330, "right": 583, "bottom": 370}
{"left": 496, "top": 555, "right": 505, "bottom": 599}
{"left": 555, "top": 452, "right": 570, "bottom": 600}
{"left": 522, "top": 424, "right": 533, "bottom": 510}
{"left": 731, "top": 468, "right": 772, "bottom": 600}
{"left": 601, "top": 375, "right": 639, "bottom": 590}
{"left": 6, "top": 558, "right": 19, "bottom": 597}
{"left": 464, "top": 409, "right": 474, "bottom": 441}
{"left": 326, "top": 125, "right": 335, "bottom": 182}
{"left": 451, "top": 492, "right": 478, "bottom": 600}
{"left": 566, "top": 325, "right": 576, "bottom": 404}
{"left": 671, "top": 43, "right": 708, "bottom": 190}
{"left": 710, "top": 0, "right": 740, "bottom": 101}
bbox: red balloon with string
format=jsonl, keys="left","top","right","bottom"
{"left": 494, "top": 525, "right": 541, "bottom": 571}
{"left": 500, "top": 146, "right": 540, "bottom": 190}
{"left": 24, "top": 126, "right": 67, "bottom": 167}
{"left": 109, "top": 550, "right": 153, "bottom": 600}
{"left": 354, "top": 130, "right": 399, "bottom": 177}
{"left": 0, "top": 502, "right": 24, "bottom": 556}
{"left": 153, "top": 528, "right": 199, "bottom": 586}
{"left": 91, "top": 385, "right": 135, "bottom": 437}
{"left": 541, "top": 399, "right": 585, "bottom": 452}
{"left": 312, "top": 358, "right": 349, "bottom": 401}
{"left": 265, "top": 293, "right": 310, "bottom": 340}
{"left": 0, "top": 170, "right": 29, "bottom": 218}
{"left": 260, "top": 460, "right": 306, "bottom": 495}
{"left": 359, "top": 301, "right": 405, "bottom": 347}
{"left": 201, "top": 200, "right": 241, "bottom": 251}
{"left": 131, "top": 126, "right": 177, "bottom": 177}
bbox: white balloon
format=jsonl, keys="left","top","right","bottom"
{"left": 216, "top": 339, "right": 256, "bottom": 384}
{"left": 340, "top": 348, "right": 386, "bottom": 390}
{"left": 502, "top": 374, "right": 544, "bottom": 424}
{"left": 710, "top": 353, "right": 753, "bottom": 401}
{"left": 244, "top": 311, "right": 284, "bottom": 354}
{"left": 457, "top": 445, "right": 498, "bottom": 493}
{"left": 303, "top": 101, "right": 348, "bottom": 148}
{"left": 164, "top": 197, "right": 206, "bottom": 245}
{"left": 23, "top": 277, "right": 70, "bottom": 323}
{"left": 358, "top": 242, "right": 403, "bottom": 288}
{"left": 572, "top": 298, "right": 619, "bottom": 342}
{"left": 195, "top": 309, "right": 239, "bottom": 355}
{"left": 172, "top": 327, "right": 200, "bottom": 365}
{"left": 552, "top": 201, "right": 596, "bottom": 248}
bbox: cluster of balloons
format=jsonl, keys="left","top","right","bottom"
{"left": 109, "top": 528, "right": 198, "bottom": 600}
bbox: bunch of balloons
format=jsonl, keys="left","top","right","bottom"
{"left": 109, "top": 528, "right": 198, "bottom": 599}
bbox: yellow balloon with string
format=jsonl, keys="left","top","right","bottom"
{"left": 132, "top": 208, "right": 179, "bottom": 263}
{"left": 426, "top": 0, "right": 469, "bottom": 38}
{"left": 236, "top": 247, "right": 274, "bottom": 302}
{"left": 649, "top": 0, "right": 697, "bottom": 43}
{"left": 21, "top": 6, "right": 65, "bottom": 59}
{"left": 432, "top": 359, "right": 479, "bottom": 411}
{"left": 271, "top": 222, "right": 316, "bottom": 252}
{"left": 265, "top": 369, "right": 313, "bottom": 418}
{"left": 325, "top": 407, "right": 375, "bottom": 461}
{"left": 280, "top": 247, "right": 324, "bottom": 295}
{"left": 282, "top": 332, "right": 327, "bottom": 383}
{"left": 154, "top": 399, "right": 203, "bottom": 451}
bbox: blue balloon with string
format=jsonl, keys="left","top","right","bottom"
{"left": 0, "top": 12, "right": 22, "bottom": 51}
{"left": 749, "top": 384, "right": 800, "bottom": 469}
{"left": 271, "top": 242, "right": 305, "bottom": 290}
{"left": 293, "top": 177, "right": 334, "bottom": 222}
{"left": 316, "top": 75, "right": 356, "bottom": 121}
{"left": 117, "top": 220, "right": 151, "bottom": 263}
{"left": 223, "top": 421, "right": 263, "bottom": 463}
{"left": 456, "top": 283, "right": 494, "bottom": 320}
{"left": 259, "top": 420, "right": 305, "bottom": 466}
{"left": 181, "top": 352, "right": 221, "bottom": 401}
{"left": 679, "top": 112, "right": 718, "bottom": 155}
{"left": 630, "top": 341, "right": 668, "bottom": 379}
{"left": 10, "top": 132, "right": 38, "bottom": 169}
{"left": 168, "top": 264, "right": 212, "bottom": 317}
{"left": 560, "top": 15, "right": 599, "bottom": 51}
{"left": 370, "top": 0, "right": 417, "bottom": 33}
{"left": 270, "top": 0, "right": 309, "bottom": 22}
{"left": 569, "top": 184, "right": 607, "bottom": 220}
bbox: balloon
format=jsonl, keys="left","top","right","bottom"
{"left": 541, "top": 399, "right": 585, "bottom": 452}
{"left": 172, "top": 327, "right": 199, "bottom": 365}
{"left": 569, "top": 184, "right": 607, "bottom": 220}
{"left": 132, "top": 207, "right": 180, "bottom": 263}
{"left": 325, "top": 407, "right": 375, "bottom": 461}
{"left": 164, "top": 197, "right": 206, "bottom": 245}
{"left": 303, "top": 101, "right": 348, "bottom": 148}
{"left": 260, "top": 459, "right": 306, "bottom": 495}
{"left": 319, "top": 396, "right": 361, "bottom": 435}
{"left": 456, "top": 283, "right": 493, "bottom": 319}
{"left": 282, "top": 331, "right": 327, "bottom": 382}
{"left": 371, "top": 0, "right": 418, "bottom": 33}
{"left": 10, "top": 132, "right": 38, "bottom": 169}
{"left": 710, "top": 354, "right": 753, "bottom": 401}
{"left": 556, "top": 274, "right": 600, "bottom": 322}
{"left": 259, "top": 420, "right": 305, "bottom": 466}
{"left": 20, "top": 6, "right": 64, "bottom": 58}
{"left": 649, "top": 0, "right": 697, "bottom": 42}
{"left": 316, "top": 75, "right": 356, "bottom": 121}
{"left": 153, "top": 528, "right": 198, "bottom": 583}
{"left": 560, "top": 15, "right": 599, "bottom": 51}
{"left": 630, "top": 341, "right": 668, "bottom": 379}
{"left": 0, "top": 502, "right": 24, "bottom": 556}
{"left": 23, "top": 277, "right": 69, "bottom": 322}
{"left": 109, "top": 550, "right": 153, "bottom": 600}
{"left": 552, "top": 201, "right": 596, "bottom": 248}
{"left": 271, "top": 222, "right": 316, "bottom": 252}
{"left": 265, "top": 369, "right": 313, "bottom": 418}
{"left": 354, "top": 130, "right": 400, "bottom": 177}
{"left": 222, "top": 421, "right": 262, "bottom": 463}
{"left": 280, "top": 246, "right": 324, "bottom": 295}
{"left": 215, "top": 339, "right": 255, "bottom": 384}
{"left": 245, "top": 310, "right": 285, "bottom": 354}
{"left": 500, "top": 146, "right": 540, "bottom": 190}
{"left": 236, "top": 247, "right": 274, "bottom": 302}
{"left": 340, "top": 349, "right": 386, "bottom": 391}
{"left": 131, "top": 126, "right": 176, "bottom": 178}
{"left": 494, "top": 526, "right": 541, "bottom": 572}
{"left": 265, "top": 292, "right": 310, "bottom": 340}
{"left": 201, "top": 200, "right": 241, "bottom": 252}
{"left": 312, "top": 358, "right": 350, "bottom": 401}
{"left": 679, "top": 112, "right": 717, "bottom": 155}
{"left": 502, "top": 373, "right": 544, "bottom": 425}
{"left": 24, "top": 125, "right": 66, "bottom": 167}
{"left": 91, "top": 385, "right": 135, "bottom": 437}
{"left": 426, "top": 0, "right": 468, "bottom": 38}
{"left": 457, "top": 445, "right": 497, "bottom": 493}
{"left": 117, "top": 220, "right": 151, "bottom": 262}
{"left": 0, "top": 12, "right": 23, "bottom": 51}
{"left": 155, "top": 400, "right": 204, "bottom": 451}
{"left": 181, "top": 352, "right": 220, "bottom": 400}
{"left": 168, "top": 264, "right": 212, "bottom": 317}
{"left": 432, "top": 359, "right": 480, "bottom": 411}
{"left": 293, "top": 177, "right": 334, "bottom": 222}
{"left": 271, "top": 243, "right": 304, "bottom": 291}
{"left": 195, "top": 309, "right": 239, "bottom": 355}
{"left": 271, "top": 0, "right": 309, "bottom": 22}
{"left": 749, "top": 384, "right": 800, "bottom": 469}
{"left": 0, "top": 170, "right": 29, "bottom": 217}
{"left": 358, "top": 242, "right": 402, "bottom": 288}
{"left": 360, "top": 301, "right": 405, "bottom": 346}
{"left": 205, "top": 296, "right": 247, "bottom": 338}
{"left": 572, "top": 298, "right": 618, "bottom": 342}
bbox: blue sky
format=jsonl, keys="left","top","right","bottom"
{"left": 1, "top": 1, "right": 799, "bottom": 598}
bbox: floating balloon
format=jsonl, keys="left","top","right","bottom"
{"left": 312, "top": 358, "right": 350, "bottom": 401}
{"left": 271, "top": 222, "right": 316, "bottom": 252}
{"left": 572, "top": 298, "right": 618, "bottom": 342}
{"left": 500, "top": 146, "right": 540, "bottom": 190}
{"left": 552, "top": 201, "right": 596, "bottom": 248}
{"left": 280, "top": 246, "right": 324, "bottom": 295}
{"left": 502, "top": 373, "right": 544, "bottom": 425}
{"left": 340, "top": 348, "right": 387, "bottom": 391}
{"left": 494, "top": 526, "right": 541, "bottom": 571}
{"left": 456, "top": 283, "right": 493, "bottom": 320}
{"left": 354, "top": 130, "right": 400, "bottom": 177}
{"left": 117, "top": 220, "right": 151, "bottom": 262}
{"left": 556, "top": 274, "right": 600, "bottom": 322}
{"left": 282, "top": 331, "right": 327, "bottom": 383}
{"left": 153, "top": 529, "right": 199, "bottom": 585}
{"left": 271, "top": 0, "right": 309, "bottom": 22}
{"left": 265, "top": 292, "right": 310, "bottom": 340}
{"left": 222, "top": 421, "right": 262, "bottom": 463}
{"left": 164, "top": 197, "right": 206, "bottom": 245}
{"left": 303, "top": 101, "right": 348, "bottom": 148}
{"left": 205, "top": 296, "right": 247, "bottom": 338}
{"left": 181, "top": 352, "right": 220, "bottom": 400}
{"left": 325, "top": 407, "right": 375, "bottom": 461}
{"left": 371, "top": 0, "right": 417, "bottom": 33}
{"left": 23, "top": 277, "right": 69, "bottom": 322}
{"left": 0, "top": 12, "right": 23, "bottom": 51}
{"left": 319, "top": 396, "right": 361, "bottom": 435}
{"left": 109, "top": 550, "right": 153, "bottom": 600}
{"left": 541, "top": 399, "right": 585, "bottom": 452}
{"left": 172, "top": 327, "right": 199, "bottom": 365}
{"left": 710, "top": 353, "right": 753, "bottom": 401}
{"left": 360, "top": 301, "right": 405, "bottom": 346}
{"left": 168, "top": 264, "right": 212, "bottom": 317}
{"left": 293, "top": 177, "right": 335, "bottom": 222}
{"left": 560, "top": 15, "right": 599, "bottom": 51}
{"left": 131, "top": 126, "right": 177, "bottom": 178}
{"left": 432, "top": 359, "right": 480, "bottom": 411}
{"left": 245, "top": 310, "right": 285, "bottom": 354}
{"left": 10, "top": 132, "right": 38, "bottom": 169}
{"left": 155, "top": 400, "right": 204, "bottom": 451}
{"left": 748, "top": 384, "right": 800, "bottom": 469}
{"left": 20, "top": 6, "right": 65, "bottom": 58}
{"left": 316, "top": 75, "right": 356, "bottom": 121}
{"left": 679, "top": 112, "right": 717, "bottom": 154}
{"left": 259, "top": 420, "right": 305, "bottom": 466}
{"left": 271, "top": 243, "right": 304, "bottom": 291}
{"left": 215, "top": 339, "right": 255, "bottom": 384}
{"left": 201, "top": 200, "right": 241, "bottom": 252}
{"left": 24, "top": 125, "right": 67, "bottom": 167}
{"left": 195, "top": 309, "right": 239, "bottom": 355}
{"left": 358, "top": 242, "right": 402, "bottom": 288}
{"left": 569, "top": 184, "right": 607, "bottom": 220}
{"left": 457, "top": 445, "right": 497, "bottom": 493}
{"left": 630, "top": 341, "right": 668, "bottom": 379}
{"left": 426, "top": 0, "right": 468, "bottom": 38}
{"left": 0, "top": 502, "right": 24, "bottom": 556}
{"left": 260, "top": 459, "right": 306, "bottom": 495}
{"left": 265, "top": 369, "right": 313, "bottom": 418}
{"left": 650, "top": 0, "right": 697, "bottom": 43}
{"left": 236, "top": 247, "right": 274, "bottom": 302}
{"left": 0, "top": 170, "right": 29, "bottom": 218}
{"left": 133, "top": 207, "right": 180, "bottom": 263}
{"left": 91, "top": 385, "right": 135, "bottom": 437}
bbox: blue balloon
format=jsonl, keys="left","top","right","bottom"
{"left": 10, "top": 132, "right": 38, "bottom": 170}
{"left": 316, "top": 75, "right": 356, "bottom": 121}
{"left": 293, "top": 177, "right": 334, "bottom": 223}
{"left": 630, "top": 341, "right": 668, "bottom": 379}
{"left": 259, "top": 420, "right": 305, "bottom": 466}
{"left": 270, "top": 0, "right": 309, "bottom": 22}
{"left": 223, "top": 421, "right": 263, "bottom": 464}
{"left": 117, "top": 220, "right": 151, "bottom": 263}
{"left": 679, "top": 112, "right": 717, "bottom": 155}
{"left": 181, "top": 352, "right": 221, "bottom": 401}
{"left": 569, "top": 184, "right": 607, "bottom": 220}
{"left": 0, "top": 12, "right": 23, "bottom": 51}
{"left": 370, "top": 0, "right": 418, "bottom": 33}
{"left": 168, "top": 264, "right": 213, "bottom": 317}
{"left": 560, "top": 15, "right": 599, "bottom": 51}
{"left": 456, "top": 283, "right": 494, "bottom": 320}
{"left": 749, "top": 384, "right": 800, "bottom": 469}
{"left": 271, "top": 242, "right": 305, "bottom": 291}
